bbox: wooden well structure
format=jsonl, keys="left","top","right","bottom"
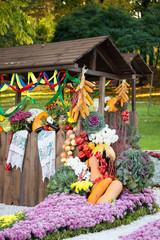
{"left": 0, "top": 36, "right": 152, "bottom": 206}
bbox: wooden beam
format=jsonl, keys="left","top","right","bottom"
{"left": 96, "top": 47, "right": 119, "bottom": 73}
{"left": 99, "top": 76, "right": 106, "bottom": 117}
{"left": 0, "top": 64, "right": 79, "bottom": 74}
{"left": 90, "top": 49, "right": 97, "bottom": 70}
{"left": 69, "top": 67, "right": 121, "bottom": 80}
{"left": 132, "top": 74, "right": 136, "bottom": 112}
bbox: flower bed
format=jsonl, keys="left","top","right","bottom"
{"left": 119, "top": 217, "right": 160, "bottom": 240}
{"left": 0, "top": 188, "right": 158, "bottom": 240}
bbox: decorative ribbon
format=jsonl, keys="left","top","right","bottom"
{"left": 92, "top": 80, "right": 111, "bottom": 99}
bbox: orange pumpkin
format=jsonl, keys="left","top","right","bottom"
{"left": 92, "top": 144, "right": 116, "bottom": 161}
{"left": 32, "top": 112, "right": 49, "bottom": 131}
{"left": 0, "top": 126, "right": 3, "bottom": 132}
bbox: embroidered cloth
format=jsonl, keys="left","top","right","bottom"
{"left": 38, "top": 130, "right": 56, "bottom": 181}
{"left": 7, "top": 130, "right": 28, "bottom": 171}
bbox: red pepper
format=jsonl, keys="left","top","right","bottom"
{"left": 79, "top": 144, "right": 83, "bottom": 150}
{"left": 103, "top": 174, "right": 108, "bottom": 179}
{"left": 85, "top": 150, "right": 91, "bottom": 158}
{"left": 65, "top": 124, "right": 73, "bottom": 131}
{"left": 84, "top": 136, "right": 88, "bottom": 141}
{"left": 99, "top": 158, "right": 107, "bottom": 167}
{"left": 93, "top": 177, "right": 103, "bottom": 185}
{"left": 83, "top": 144, "right": 89, "bottom": 151}
{"left": 43, "top": 125, "right": 49, "bottom": 131}
{"left": 80, "top": 131, "right": 86, "bottom": 138}
{"left": 98, "top": 165, "right": 106, "bottom": 174}
{"left": 78, "top": 151, "right": 86, "bottom": 159}
{"left": 75, "top": 136, "right": 84, "bottom": 145}
{"left": 95, "top": 151, "right": 102, "bottom": 159}
{"left": 108, "top": 175, "right": 115, "bottom": 181}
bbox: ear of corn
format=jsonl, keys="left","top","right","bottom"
{"left": 72, "top": 74, "right": 94, "bottom": 121}
{"left": 115, "top": 80, "right": 130, "bottom": 107}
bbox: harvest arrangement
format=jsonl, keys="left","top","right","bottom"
{"left": 0, "top": 69, "right": 159, "bottom": 240}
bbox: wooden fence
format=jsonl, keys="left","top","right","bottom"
{"left": 0, "top": 111, "right": 138, "bottom": 206}
{"left": 0, "top": 130, "right": 66, "bottom": 207}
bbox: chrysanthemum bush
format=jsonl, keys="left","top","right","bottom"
{"left": 0, "top": 188, "right": 158, "bottom": 240}
{"left": 8, "top": 111, "right": 31, "bottom": 132}
{"left": 119, "top": 216, "right": 160, "bottom": 240}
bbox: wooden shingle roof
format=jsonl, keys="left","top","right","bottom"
{"left": 0, "top": 36, "right": 151, "bottom": 79}
{"left": 121, "top": 53, "right": 152, "bottom": 76}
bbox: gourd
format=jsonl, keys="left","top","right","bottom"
{"left": 32, "top": 112, "right": 49, "bottom": 131}
{"left": 0, "top": 126, "right": 3, "bottom": 132}
{"left": 87, "top": 177, "right": 112, "bottom": 204}
{"left": 106, "top": 98, "right": 118, "bottom": 112}
{"left": 97, "top": 180, "right": 123, "bottom": 203}
{"left": 87, "top": 156, "right": 103, "bottom": 182}
{"left": 92, "top": 144, "right": 116, "bottom": 161}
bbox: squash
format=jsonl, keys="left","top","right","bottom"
{"left": 87, "top": 177, "right": 112, "bottom": 204}
{"left": 106, "top": 98, "right": 118, "bottom": 112}
{"left": 88, "top": 156, "right": 103, "bottom": 182}
{"left": 92, "top": 144, "right": 116, "bottom": 161}
{"left": 32, "top": 112, "right": 49, "bottom": 131}
{"left": 0, "top": 126, "right": 3, "bottom": 132}
{"left": 97, "top": 180, "right": 123, "bottom": 203}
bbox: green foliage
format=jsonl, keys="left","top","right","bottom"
{"left": 47, "top": 166, "right": 78, "bottom": 195}
{"left": 32, "top": 203, "right": 158, "bottom": 240}
{"left": 116, "top": 149, "right": 155, "bottom": 192}
{"left": 0, "top": 0, "right": 35, "bottom": 45}
{"left": 53, "top": 4, "right": 140, "bottom": 52}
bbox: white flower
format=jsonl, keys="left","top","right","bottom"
{"left": 47, "top": 116, "right": 54, "bottom": 124}
{"left": 104, "top": 106, "right": 110, "bottom": 111}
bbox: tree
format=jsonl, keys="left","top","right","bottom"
{"left": 141, "top": 4, "right": 160, "bottom": 69}
{"left": 53, "top": 4, "right": 142, "bottom": 53}
{"left": 0, "top": 0, "right": 35, "bottom": 46}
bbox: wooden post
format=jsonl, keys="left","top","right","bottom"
{"left": 90, "top": 49, "right": 97, "bottom": 70}
{"left": 132, "top": 75, "right": 136, "bottom": 112}
{"left": 99, "top": 76, "right": 106, "bottom": 116}
{"left": 15, "top": 82, "right": 21, "bottom": 105}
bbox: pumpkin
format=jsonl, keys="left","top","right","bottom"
{"left": 92, "top": 144, "right": 116, "bottom": 161}
{"left": 106, "top": 98, "right": 118, "bottom": 112}
{"left": 87, "top": 177, "right": 112, "bottom": 204}
{"left": 32, "top": 112, "right": 49, "bottom": 131}
{"left": 88, "top": 156, "right": 103, "bottom": 182}
{"left": 0, "top": 126, "right": 3, "bottom": 132}
{"left": 97, "top": 180, "right": 123, "bottom": 203}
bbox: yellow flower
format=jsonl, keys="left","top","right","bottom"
{"left": 70, "top": 181, "right": 93, "bottom": 193}
{"left": 67, "top": 112, "right": 75, "bottom": 123}
{"left": 0, "top": 115, "right": 6, "bottom": 122}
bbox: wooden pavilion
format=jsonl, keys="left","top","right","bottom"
{"left": 0, "top": 36, "right": 152, "bottom": 206}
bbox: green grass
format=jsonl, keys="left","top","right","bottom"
{"left": 133, "top": 103, "right": 160, "bottom": 150}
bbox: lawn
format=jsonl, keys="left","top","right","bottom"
{"left": 135, "top": 102, "right": 160, "bottom": 150}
